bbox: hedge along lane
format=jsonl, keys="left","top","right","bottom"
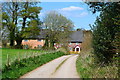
{"left": 2, "top": 51, "right": 65, "bottom": 79}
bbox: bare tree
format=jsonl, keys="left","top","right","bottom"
{"left": 43, "top": 11, "right": 74, "bottom": 49}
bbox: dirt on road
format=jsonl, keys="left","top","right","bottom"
{"left": 20, "top": 55, "right": 79, "bottom": 78}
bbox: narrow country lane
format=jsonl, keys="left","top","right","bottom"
{"left": 20, "top": 55, "right": 79, "bottom": 78}
{"left": 51, "top": 55, "right": 79, "bottom": 78}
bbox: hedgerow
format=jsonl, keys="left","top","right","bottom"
{"left": 2, "top": 51, "right": 65, "bottom": 80}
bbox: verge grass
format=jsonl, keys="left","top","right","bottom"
{"left": 76, "top": 50, "right": 118, "bottom": 78}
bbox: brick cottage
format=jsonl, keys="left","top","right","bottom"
{"left": 22, "top": 29, "right": 83, "bottom": 53}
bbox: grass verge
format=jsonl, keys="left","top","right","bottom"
{"left": 76, "top": 50, "right": 118, "bottom": 78}
{"left": 2, "top": 51, "right": 65, "bottom": 79}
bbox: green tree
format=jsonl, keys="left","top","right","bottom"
{"left": 87, "top": 2, "right": 120, "bottom": 63}
{"left": 2, "top": 2, "right": 17, "bottom": 46}
{"left": 2, "top": 1, "right": 42, "bottom": 48}
{"left": 43, "top": 11, "right": 74, "bottom": 49}
{"left": 112, "top": 15, "right": 120, "bottom": 54}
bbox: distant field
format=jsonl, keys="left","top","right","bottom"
{"left": 1, "top": 48, "right": 45, "bottom": 69}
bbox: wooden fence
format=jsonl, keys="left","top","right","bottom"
{"left": 6, "top": 51, "right": 57, "bottom": 67}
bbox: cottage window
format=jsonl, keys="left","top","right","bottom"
{"left": 54, "top": 43, "right": 56, "bottom": 45}
{"left": 76, "top": 43, "right": 79, "bottom": 45}
{"left": 24, "top": 40, "right": 28, "bottom": 42}
{"left": 24, "top": 45, "right": 28, "bottom": 49}
{"left": 38, "top": 39, "right": 41, "bottom": 42}
{"left": 69, "top": 47, "right": 72, "bottom": 51}
{"left": 38, "top": 45, "right": 42, "bottom": 48}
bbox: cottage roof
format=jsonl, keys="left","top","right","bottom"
{"left": 27, "top": 29, "right": 83, "bottom": 42}
{"left": 69, "top": 30, "right": 83, "bottom": 43}
{"left": 27, "top": 29, "right": 48, "bottom": 39}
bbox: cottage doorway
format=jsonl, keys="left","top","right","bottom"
{"left": 76, "top": 48, "right": 79, "bottom": 51}
{"left": 75, "top": 46, "right": 80, "bottom": 53}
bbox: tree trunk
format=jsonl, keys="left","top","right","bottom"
{"left": 45, "top": 39, "right": 49, "bottom": 47}
{"left": 10, "top": 2, "right": 16, "bottom": 47}
{"left": 10, "top": 31, "right": 14, "bottom": 46}
{"left": 10, "top": 40, "right": 14, "bottom": 46}
{"left": 43, "top": 35, "right": 49, "bottom": 49}
{"left": 50, "top": 39, "right": 54, "bottom": 49}
{"left": 16, "top": 38, "right": 23, "bottom": 49}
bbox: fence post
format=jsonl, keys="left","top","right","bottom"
{"left": 37, "top": 51, "right": 39, "bottom": 56}
{"left": 30, "top": 52, "right": 32, "bottom": 57}
{"left": 6, "top": 54, "right": 10, "bottom": 66}
{"left": 24, "top": 53, "right": 26, "bottom": 59}
{"left": 32, "top": 52, "right": 34, "bottom": 58}
{"left": 37, "top": 52, "right": 38, "bottom": 56}
{"left": 14, "top": 56, "right": 16, "bottom": 62}
{"left": 18, "top": 52, "right": 20, "bottom": 62}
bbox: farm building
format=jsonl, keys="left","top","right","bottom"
{"left": 22, "top": 29, "right": 83, "bottom": 53}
